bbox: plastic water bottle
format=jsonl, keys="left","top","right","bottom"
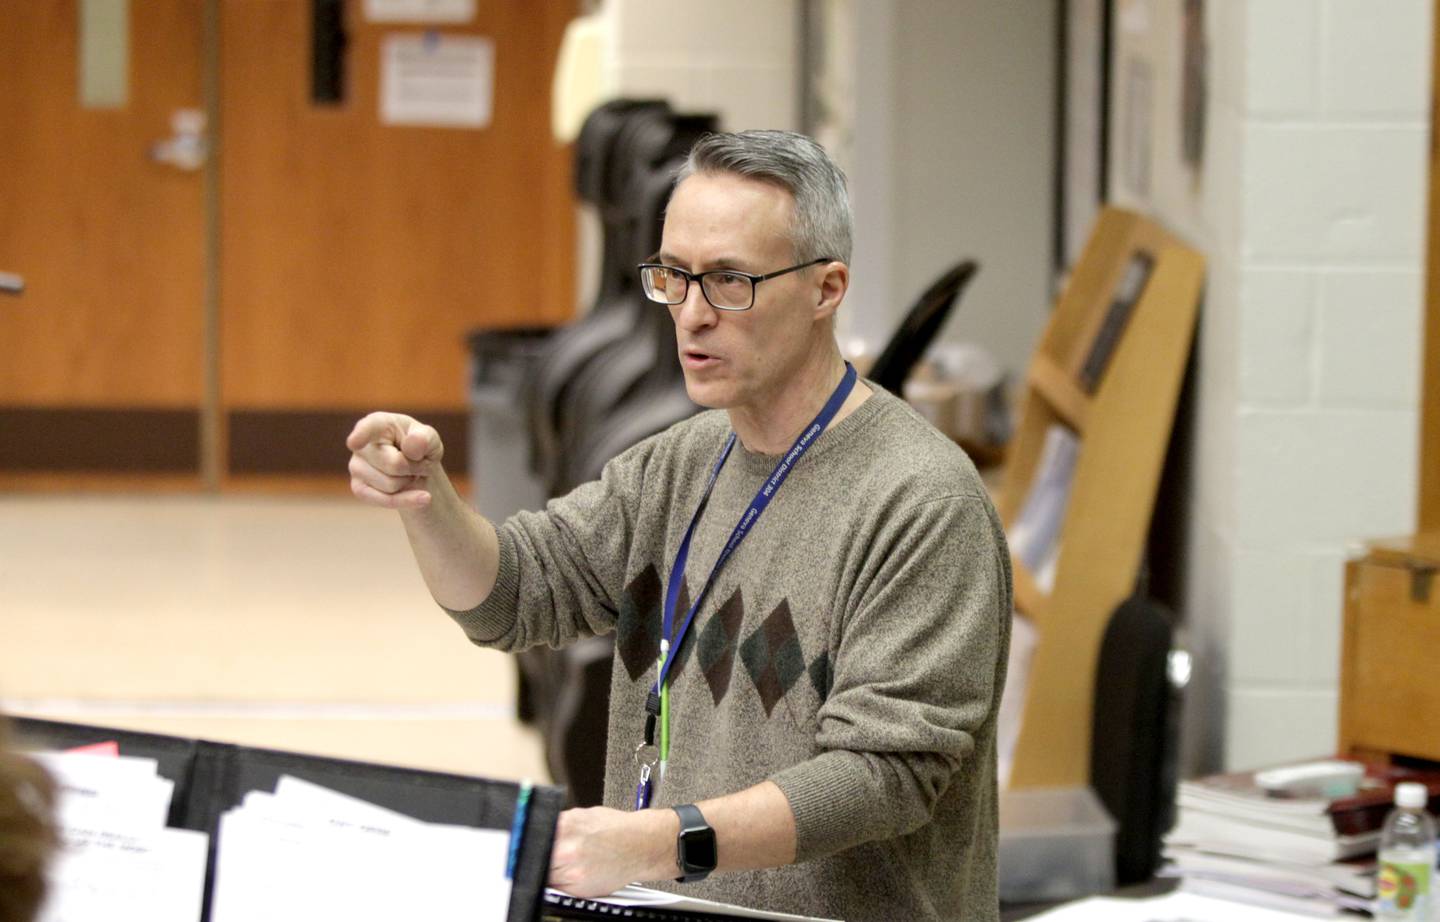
{"left": 1376, "top": 782, "right": 1438, "bottom": 921}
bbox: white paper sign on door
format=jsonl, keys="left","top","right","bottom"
{"left": 380, "top": 33, "right": 494, "bottom": 129}
{"left": 365, "top": 0, "right": 475, "bottom": 23}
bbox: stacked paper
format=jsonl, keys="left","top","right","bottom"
{"left": 34, "top": 751, "right": 208, "bottom": 922}
{"left": 211, "top": 775, "right": 513, "bottom": 922}
{"left": 1156, "top": 758, "right": 1440, "bottom": 917}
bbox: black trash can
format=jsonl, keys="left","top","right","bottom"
{"left": 466, "top": 328, "right": 552, "bottom": 524}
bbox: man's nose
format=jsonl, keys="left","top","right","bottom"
{"left": 672, "top": 282, "right": 717, "bottom": 331}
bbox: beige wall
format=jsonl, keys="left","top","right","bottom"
{"left": 598, "top": 0, "right": 799, "bottom": 131}
{"left": 821, "top": 0, "right": 1057, "bottom": 380}
{"left": 890, "top": 0, "right": 1057, "bottom": 380}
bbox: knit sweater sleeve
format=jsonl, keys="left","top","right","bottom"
{"left": 442, "top": 434, "right": 659, "bottom": 652}
{"left": 768, "top": 491, "right": 1011, "bottom": 862}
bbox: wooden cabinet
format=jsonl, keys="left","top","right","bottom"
{"left": 1340, "top": 534, "right": 1440, "bottom": 764}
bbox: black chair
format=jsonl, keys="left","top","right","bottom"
{"left": 1090, "top": 593, "right": 1184, "bottom": 884}
{"left": 867, "top": 260, "right": 979, "bottom": 394}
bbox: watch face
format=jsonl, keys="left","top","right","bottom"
{"left": 683, "top": 828, "right": 717, "bottom": 871}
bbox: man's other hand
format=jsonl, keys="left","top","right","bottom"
{"left": 548, "top": 805, "right": 677, "bottom": 899}
{"left": 346, "top": 412, "right": 444, "bottom": 510}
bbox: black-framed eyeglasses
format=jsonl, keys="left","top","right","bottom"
{"left": 637, "top": 258, "right": 833, "bottom": 312}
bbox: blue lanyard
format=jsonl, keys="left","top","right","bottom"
{"left": 643, "top": 362, "right": 858, "bottom": 730}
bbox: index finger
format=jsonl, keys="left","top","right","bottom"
{"left": 346, "top": 412, "right": 403, "bottom": 452}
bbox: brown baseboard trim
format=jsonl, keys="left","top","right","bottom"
{"left": 0, "top": 408, "right": 200, "bottom": 473}
{"left": 226, "top": 409, "right": 469, "bottom": 476}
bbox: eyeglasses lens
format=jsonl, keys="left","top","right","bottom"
{"left": 642, "top": 266, "right": 685, "bottom": 305}
{"left": 700, "top": 272, "right": 753, "bottom": 310}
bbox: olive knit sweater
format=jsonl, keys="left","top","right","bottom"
{"left": 447, "top": 387, "right": 1012, "bottom": 921}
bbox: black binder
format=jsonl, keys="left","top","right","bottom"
{"left": 13, "top": 716, "right": 565, "bottom": 922}
{"left": 541, "top": 891, "right": 774, "bottom": 921}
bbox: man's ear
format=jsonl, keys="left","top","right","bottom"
{"left": 814, "top": 261, "right": 849, "bottom": 322}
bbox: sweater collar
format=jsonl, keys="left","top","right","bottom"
{"left": 731, "top": 380, "right": 893, "bottom": 476}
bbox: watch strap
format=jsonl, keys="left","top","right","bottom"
{"left": 672, "top": 803, "right": 715, "bottom": 883}
{"left": 673, "top": 803, "right": 707, "bottom": 834}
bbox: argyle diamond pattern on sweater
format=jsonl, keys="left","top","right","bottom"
{"left": 740, "top": 599, "right": 806, "bottom": 716}
{"left": 615, "top": 564, "right": 662, "bottom": 681}
{"left": 696, "top": 587, "right": 746, "bottom": 705}
{"left": 808, "top": 650, "right": 831, "bottom": 701}
{"left": 665, "top": 578, "right": 694, "bottom": 684}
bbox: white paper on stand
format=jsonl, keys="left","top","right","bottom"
{"left": 33, "top": 752, "right": 174, "bottom": 829}
{"left": 1023, "top": 889, "right": 1339, "bottom": 922}
{"left": 39, "top": 825, "right": 208, "bottom": 922}
{"left": 211, "top": 774, "right": 512, "bottom": 922}
{"left": 32, "top": 750, "right": 207, "bottom": 922}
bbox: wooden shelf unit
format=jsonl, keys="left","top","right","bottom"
{"left": 1000, "top": 207, "right": 1204, "bottom": 788}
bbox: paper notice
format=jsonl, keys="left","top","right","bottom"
{"left": 380, "top": 33, "right": 494, "bottom": 129}
{"left": 365, "top": 0, "right": 475, "bottom": 23}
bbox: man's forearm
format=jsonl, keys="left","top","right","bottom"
{"left": 549, "top": 781, "right": 798, "bottom": 897}
{"left": 634, "top": 781, "right": 797, "bottom": 881}
{"left": 398, "top": 466, "right": 501, "bottom": 611}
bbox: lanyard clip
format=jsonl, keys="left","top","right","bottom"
{"left": 633, "top": 740, "right": 659, "bottom": 770}
{"left": 633, "top": 741, "right": 659, "bottom": 810}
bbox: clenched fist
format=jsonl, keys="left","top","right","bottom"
{"left": 346, "top": 412, "right": 445, "bottom": 509}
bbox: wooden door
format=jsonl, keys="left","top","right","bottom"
{"left": 219, "top": 1, "right": 577, "bottom": 480}
{"left": 0, "top": 1, "right": 206, "bottom": 481}
{"left": 0, "top": 0, "right": 577, "bottom": 487}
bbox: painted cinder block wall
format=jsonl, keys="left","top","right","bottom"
{"left": 1109, "top": 0, "right": 1431, "bottom": 772}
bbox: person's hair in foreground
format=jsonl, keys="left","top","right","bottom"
{"left": 0, "top": 717, "right": 57, "bottom": 922}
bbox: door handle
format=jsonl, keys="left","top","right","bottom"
{"left": 149, "top": 108, "right": 208, "bottom": 172}
{"left": 0, "top": 271, "right": 23, "bottom": 295}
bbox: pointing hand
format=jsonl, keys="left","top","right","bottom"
{"left": 345, "top": 412, "right": 445, "bottom": 510}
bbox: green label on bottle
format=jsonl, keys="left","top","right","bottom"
{"left": 1378, "top": 858, "right": 1432, "bottom": 915}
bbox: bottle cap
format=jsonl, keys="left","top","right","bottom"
{"left": 1395, "top": 782, "right": 1429, "bottom": 809}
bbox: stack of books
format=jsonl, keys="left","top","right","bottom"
{"left": 1162, "top": 759, "right": 1440, "bottom": 918}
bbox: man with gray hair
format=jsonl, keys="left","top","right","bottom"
{"left": 346, "top": 129, "right": 1011, "bottom": 921}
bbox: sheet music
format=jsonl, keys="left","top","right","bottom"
{"left": 34, "top": 750, "right": 207, "bottom": 922}
{"left": 211, "top": 774, "right": 512, "bottom": 922}
{"left": 549, "top": 885, "right": 844, "bottom": 921}
{"left": 33, "top": 751, "right": 174, "bottom": 828}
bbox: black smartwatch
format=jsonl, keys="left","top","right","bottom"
{"left": 672, "top": 803, "right": 717, "bottom": 883}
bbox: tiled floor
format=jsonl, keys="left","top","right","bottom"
{"left": 0, "top": 494, "right": 547, "bottom": 781}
